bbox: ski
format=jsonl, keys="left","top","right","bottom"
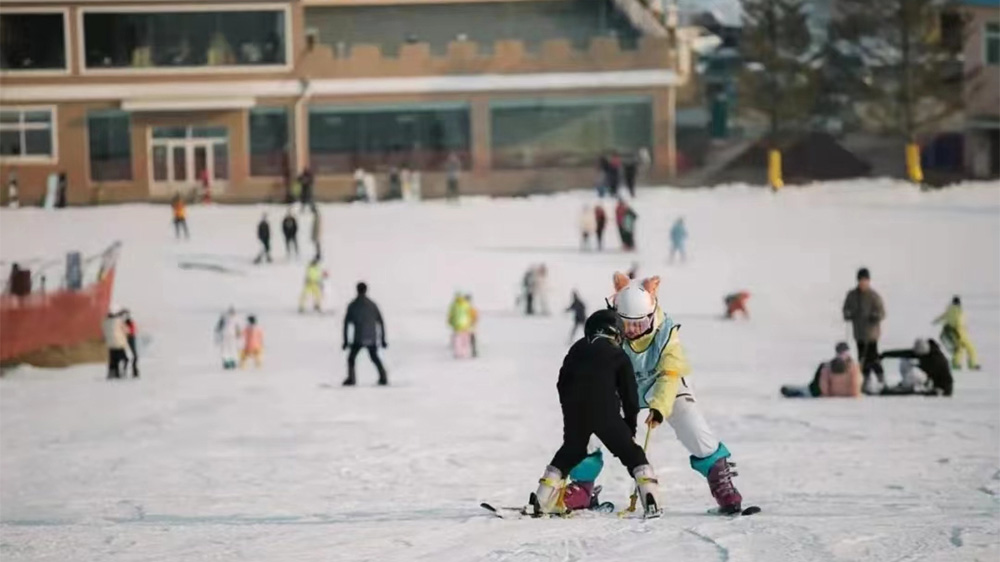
{"left": 480, "top": 501, "right": 615, "bottom": 519}
{"left": 706, "top": 505, "right": 762, "bottom": 517}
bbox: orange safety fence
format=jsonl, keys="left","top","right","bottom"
{"left": 1, "top": 243, "right": 119, "bottom": 362}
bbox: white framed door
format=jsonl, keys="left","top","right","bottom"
{"left": 150, "top": 126, "right": 229, "bottom": 195}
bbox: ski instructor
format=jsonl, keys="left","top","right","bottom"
{"left": 342, "top": 282, "right": 388, "bottom": 386}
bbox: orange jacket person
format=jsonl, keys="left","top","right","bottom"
{"left": 239, "top": 315, "right": 264, "bottom": 368}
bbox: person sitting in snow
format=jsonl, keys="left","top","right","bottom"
{"left": 781, "top": 342, "right": 861, "bottom": 398}
{"left": 879, "top": 339, "right": 953, "bottom": 396}
{"left": 933, "top": 296, "right": 980, "bottom": 371}
{"left": 610, "top": 272, "right": 747, "bottom": 515}
{"left": 724, "top": 291, "right": 750, "bottom": 320}
{"left": 530, "top": 310, "right": 661, "bottom": 517}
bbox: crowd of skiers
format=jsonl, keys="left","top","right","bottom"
{"left": 597, "top": 149, "right": 650, "bottom": 199}
{"left": 577, "top": 199, "right": 639, "bottom": 252}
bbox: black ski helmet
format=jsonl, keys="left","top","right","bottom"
{"left": 584, "top": 309, "right": 625, "bottom": 344}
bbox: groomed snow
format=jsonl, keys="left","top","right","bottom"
{"left": 1, "top": 180, "right": 998, "bottom": 562}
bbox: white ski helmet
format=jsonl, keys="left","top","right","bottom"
{"left": 613, "top": 280, "right": 657, "bottom": 340}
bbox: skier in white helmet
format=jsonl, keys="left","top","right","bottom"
{"left": 610, "top": 271, "right": 746, "bottom": 514}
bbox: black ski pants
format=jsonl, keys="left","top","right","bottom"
{"left": 856, "top": 340, "right": 885, "bottom": 385}
{"left": 549, "top": 407, "right": 648, "bottom": 477}
{"left": 347, "top": 344, "right": 387, "bottom": 382}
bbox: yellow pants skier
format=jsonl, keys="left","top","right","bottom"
{"left": 934, "top": 298, "right": 980, "bottom": 370}
{"left": 300, "top": 282, "right": 323, "bottom": 312}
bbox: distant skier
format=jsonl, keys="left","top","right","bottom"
{"left": 102, "top": 308, "right": 129, "bottom": 379}
{"left": 594, "top": 204, "right": 607, "bottom": 251}
{"left": 7, "top": 169, "right": 19, "bottom": 208}
{"left": 299, "top": 258, "right": 327, "bottom": 313}
{"left": 724, "top": 291, "right": 750, "bottom": 320}
{"left": 843, "top": 268, "right": 885, "bottom": 391}
{"left": 933, "top": 296, "right": 980, "bottom": 370}
{"left": 215, "top": 307, "right": 240, "bottom": 370}
{"left": 239, "top": 315, "right": 264, "bottom": 369}
{"left": 669, "top": 217, "right": 688, "bottom": 263}
{"left": 311, "top": 206, "right": 323, "bottom": 261}
{"left": 254, "top": 213, "right": 272, "bottom": 264}
{"left": 532, "top": 264, "right": 550, "bottom": 315}
{"left": 579, "top": 204, "right": 596, "bottom": 251}
{"left": 530, "top": 309, "right": 661, "bottom": 516}
{"left": 566, "top": 290, "right": 587, "bottom": 342}
{"left": 298, "top": 167, "right": 314, "bottom": 210}
{"left": 123, "top": 310, "right": 140, "bottom": 378}
{"left": 879, "top": 339, "right": 953, "bottom": 396}
{"left": 448, "top": 293, "right": 474, "bottom": 358}
{"left": 466, "top": 294, "right": 479, "bottom": 358}
{"left": 615, "top": 199, "right": 637, "bottom": 251}
{"left": 282, "top": 209, "right": 299, "bottom": 259}
{"left": 520, "top": 266, "right": 536, "bottom": 315}
{"left": 446, "top": 152, "right": 461, "bottom": 200}
{"left": 342, "top": 282, "right": 388, "bottom": 386}
{"left": 622, "top": 151, "right": 638, "bottom": 198}
{"left": 610, "top": 272, "right": 746, "bottom": 515}
{"left": 781, "top": 342, "right": 861, "bottom": 398}
{"left": 171, "top": 193, "right": 189, "bottom": 239}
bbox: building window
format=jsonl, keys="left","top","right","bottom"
{"left": 82, "top": 9, "right": 286, "bottom": 70}
{"left": 309, "top": 103, "right": 470, "bottom": 174}
{"left": 0, "top": 13, "right": 67, "bottom": 71}
{"left": 249, "top": 107, "right": 289, "bottom": 177}
{"left": 986, "top": 22, "right": 1000, "bottom": 66}
{"left": 490, "top": 97, "right": 652, "bottom": 169}
{"left": 87, "top": 111, "right": 132, "bottom": 182}
{"left": 0, "top": 108, "right": 55, "bottom": 161}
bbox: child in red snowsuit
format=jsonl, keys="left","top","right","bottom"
{"left": 725, "top": 291, "right": 750, "bottom": 319}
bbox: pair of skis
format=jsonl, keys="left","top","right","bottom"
{"left": 480, "top": 501, "right": 761, "bottom": 520}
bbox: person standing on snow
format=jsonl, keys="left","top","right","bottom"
{"left": 466, "top": 294, "right": 479, "bottom": 358}
{"left": 310, "top": 206, "right": 323, "bottom": 261}
{"left": 298, "top": 167, "right": 314, "bottom": 210}
{"left": 446, "top": 152, "right": 461, "bottom": 200}
{"left": 530, "top": 309, "right": 662, "bottom": 517}
{"left": 842, "top": 268, "right": 885, "bottom": 392}
{"left": 933, "top": 296, "right": 980, "bottom": 370}
{"left": 447, "top": 293, "right": 474, "bottom": 358}
{"left": 610, "top": 272, "right": 747, "bottom": 515}
{"left": 669, "top": 217, "right": 688, "bottom": 263}
{"left": 282, "top": 209, "right": 299, "bottom": 259}
{"left": 532, "top": 264, "right": 550, "bottom": 315}
{"left": 123, "top": 310, "right": 140, "bottom": 378}
{"left": 579, "top": 204, "right": 596, "bottom": 250}
{"left": 171, "top": 193, "right": 189, "bottom": 240}
{"left": 215, "top": 307, "right": 240, "bottom": 370}
{"left": 102, "top": 309, "right": 129, "bottom": 379}
{"left": 239, "top": 315, "right": 264, "bottom": 368}
{"left": 566, "top": 290, "right": 587, "bottom": 342}
{"left": 520, "top": 266, "right": 536, "bottom": 315}
{"left": 615, "top": 199, "right": 637, "bottom": 251}
{"left": 254, "top": 213, "right": 272, "bottom": 264}
{"left": 594, "top": 204, "right": 607, "bottom": 251}
{"left": 299, "top": 258, "right": 327, "bottom": 313}
{"left": 622, "top": 151, "right": 638, "bottom": 198}
{"left": 342, "top": 282, "right": 388, "bottom": 386}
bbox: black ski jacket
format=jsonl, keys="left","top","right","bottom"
{"left": 557, "top": 336, "right": 640, "bottom": 435}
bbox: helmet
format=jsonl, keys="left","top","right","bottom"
{"left": 612, "top": 281, "right": 657, "bottom": 340}
{"left": 913, "top": 338, "right": 930, "bottom": 355}
{"left": 584, "top": 309, "right": 625, "bottom": 345}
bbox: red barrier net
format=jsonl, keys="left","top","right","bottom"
{"left": 1, "top": 243, "right": 120, "bottom": 362}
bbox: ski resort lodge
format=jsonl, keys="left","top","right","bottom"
{"left": 0, "top": 0, "right": 688, "bottom": 203}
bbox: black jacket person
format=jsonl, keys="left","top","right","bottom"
{"left": 342, "top": 282, "right": 388, "bottom": 386}
{"left": 880, "top": 339, "right": 953, "bottom": 396}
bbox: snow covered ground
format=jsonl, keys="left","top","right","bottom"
{"left": 1, "top": 180, "right": 998, "bottom": 562}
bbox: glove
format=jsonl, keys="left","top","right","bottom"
{"left": 645, "top": 409, "right": 664, "bottom": 428}
{"left": 342, "top": 342, "right": 349, "bottom": 350}
{"left": 381, "top": 340, "right": 388, "bottom": 349}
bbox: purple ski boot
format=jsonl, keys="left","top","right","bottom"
{"left": 707, "top": 457, "right": 742, "bottom": 515}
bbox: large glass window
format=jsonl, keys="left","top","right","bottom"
{"left": 0, "top": 108, "right": 55, "bottom": 160}
{"left": 82, "top": 10, "right": 286, "bottom": 70}
{"left": 87, "top": 111, "right": 132, "bottom": 181}
{"left": 249, "top": 107, "right": 289, "bottom": 177}
{"left": 0, "top": 13, "right": 66, "bottom": 71}
{"left": 490, "top": 97, "right": 652, "bottom": 168}
{"left": 986, "top": 22, "right": 1000, "bottom": 66}
{"left": 309, "top": 103, "right": 470, "bottom": 173}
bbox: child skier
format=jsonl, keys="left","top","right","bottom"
{"left": 447, "top": 293, "right": 474, "bottom": 358}
{"left": 933, "top": 296, "right": 980, "bottom": 370}
{"left": 566, "top": 290, "right": 587, "bottom": 343}
{"left": 531, "top": 309, "right": 662, "bottom": 517}
{"left": 215, "top": 307, "right": 240, "bottom": 370}
{"left": 610, "top": 272, "right": 746, "bottom": 515}
{"left": 299, "top": 258, "right": 327, "bottom": 313}
{"left": 669, "top": 217, "right": 688, "bottom": 263}
{"left": 239, "top": 315, "right": 263, "bottom": 369}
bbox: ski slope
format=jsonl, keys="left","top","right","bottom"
{"left": 2, "top": 180, "right": 999, "bottom": 562}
